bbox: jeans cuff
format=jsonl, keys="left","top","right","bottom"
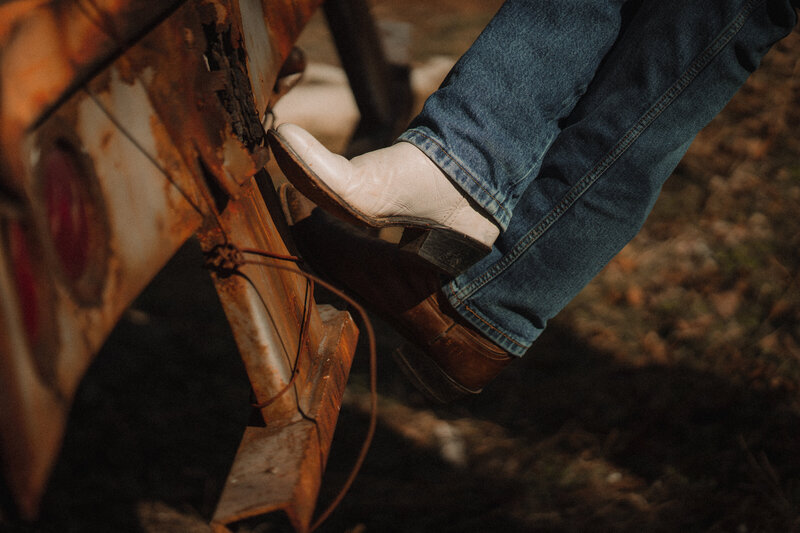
{"left": 444, "top": 280, "right": 530, "bottom": 357}
{"left": 398, "top": 128, "right": 513, "bottom": 230}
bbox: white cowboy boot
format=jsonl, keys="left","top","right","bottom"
{"left": 268, "top": 123, "right": 499, "bottom": 274}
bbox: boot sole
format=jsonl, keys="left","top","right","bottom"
{"left": 268, "top": 129, "right": 489, "bottom": 276}
{"left": 392, "top": 342, "right": 480, "bottom": 403}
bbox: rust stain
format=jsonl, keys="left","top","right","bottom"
{"left": 262, "top": 0, "right": 324, "bottom": 61}
{"left": 1, "top": 7, "right": 74, "bottom": 133}
{"left": 113, "top": 54, "right": 140, "bottom": 86}
{"left": 130, "top": 3, "right": 237, "bottom": 198}
{"left": 1, "top": 1, "right": 186, "bottom": 133}
{"left": 149, "top": 107, "right": 206, "bottom": 232}
{"left": 1, "top": 1, "right": 356, "bottom": 527}
{"left": 99, "top": 130, "right": 112, "bottom": 151}
{"left": 212, "top": 307, "right": 358, "bottom": 532}
{"left": 0, "top": 1, "right": 49, "bottom": 41}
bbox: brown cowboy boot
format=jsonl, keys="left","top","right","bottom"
{"left": 279, "top": 184, "right": 513, "bottom": 402}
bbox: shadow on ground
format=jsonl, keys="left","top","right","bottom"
{"left": 3, "top": 239, "right": 798, "bottom": 532}
{"left": 3, "top": 20, "right": 799, "bottom": 533}
{"left": 319, "top": 318, "right": 800, "bottom": 533}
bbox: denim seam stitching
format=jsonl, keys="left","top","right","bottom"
{"left": 452, "top": 0, "right": 763, "bottom": 305}
{"left": 447, "top": 286, "right": 529, "bottom": 349}
{"left": 405, "top": 130, "right": 513, "bottom": 220}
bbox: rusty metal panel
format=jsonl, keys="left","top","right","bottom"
{"left": 199, "top": 179, "right": 311, "bottom": 421}
{"left": 0, "top": 67, "right": 205, "bottom": 517}
{"left": 0, "top": 216, "right": 66, "bottom": 520}
{"left": 1, "top": 0, "right": 360, "bottom": 527}
{"left": 197, "top": 173, "right": 350, "bottom": 424}
{"left": 121, "top": 0, "right": 264, "bottom": 198}
{"left": 0, "top": 3, "right": 215, "bottom": 514}
{"left": 260, "top": 0, "right": 325, "bottom": 61}
{"left": 0, "top": 1, "right": 186, "bottom": 166}
{"left": 0, "top": 0, "right": 320, "bottom": 193}
{"left": 238, "top": 0, "right": 280, "bottom": 119}
{"left": 211, "top": 305, "right": 357, "bottom": 533}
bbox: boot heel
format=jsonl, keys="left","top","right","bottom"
{"left": 398, "top": 227, "right": 489, "bottom": 276}
{"left": 392, "top": 342, "right": 479, "bottom": 403}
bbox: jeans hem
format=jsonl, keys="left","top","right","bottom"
{"left": 444, "top": 281, "right": 531, "bottom": 357}
{"left": 398, "top": 129, "right": 513, "bottom": 229}
{"left": 444, "top": 0, "right": 771, "bottom": 354}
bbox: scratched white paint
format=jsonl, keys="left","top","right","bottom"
{"left": 63, "top": 66, "right": 199, "bottom": 376}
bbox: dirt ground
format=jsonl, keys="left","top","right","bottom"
{"left": 3, "top": 2, "right": 800, "bottom": 532}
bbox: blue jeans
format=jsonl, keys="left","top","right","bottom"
{"left": 397, "top": 0, "right": 798, "bottom": 356}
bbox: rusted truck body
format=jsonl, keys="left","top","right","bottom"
{"left": 0, "top": 1, "right": 374, "bottom": 530}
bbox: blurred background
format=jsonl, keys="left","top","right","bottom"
{"left": 3, "top": 1, "right": 800, "bottom": 531}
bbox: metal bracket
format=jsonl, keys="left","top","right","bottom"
{"left": 211, "top": 305, "right": 357, "bottom": 532}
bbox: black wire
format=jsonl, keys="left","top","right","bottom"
{"left": 74, "top": 4, "right": 376, "bottom": 524}
{"left": 232, "top": 269, "right": 300, "bottom": 376}
{"left": 82, "top": 88, "right": 205, "bottom": 216}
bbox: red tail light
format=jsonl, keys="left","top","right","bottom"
{"left": 41, "top": 146, "right": 90, "bottom": 282}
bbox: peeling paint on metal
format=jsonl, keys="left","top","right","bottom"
{"left": 2, "top": 1, "right": 357, "bottom": 527}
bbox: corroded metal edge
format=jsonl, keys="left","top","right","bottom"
{"left": 211, "top": 305, "right": 358, "bottom": 533}
{"left": 0, "top": 0, "right": 330, "bottom": 519}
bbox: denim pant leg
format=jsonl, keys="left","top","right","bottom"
{"left": 427, "top": 0, "right": 797, "bottom": 356}
{"left": 398, "top": 0, "right": 630, "bottom": 229}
